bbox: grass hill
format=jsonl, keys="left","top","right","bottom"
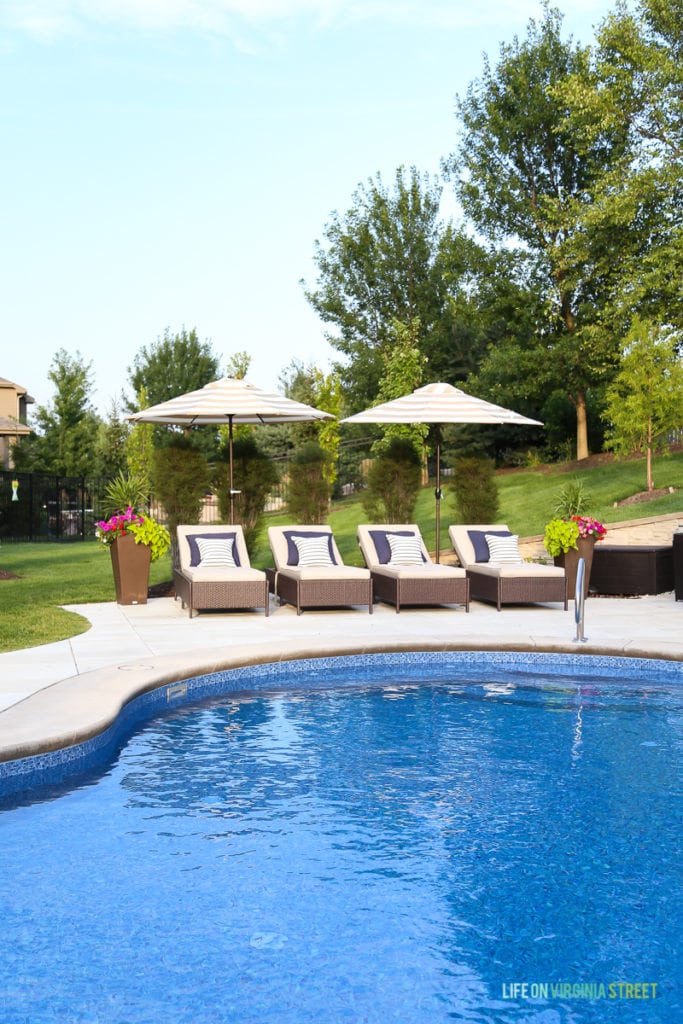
{"left": 252, "top": 448, "right": 683, "bottom": 567}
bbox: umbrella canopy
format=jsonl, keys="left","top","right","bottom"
{"left": 342, "top": 382, "right": 542, "bottom": 560}
{"left": 128, "top": 377, "right": 333, "bottom": 523}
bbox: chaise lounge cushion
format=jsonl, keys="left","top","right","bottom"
{"left": 181, "top": 564, "right": 268, "bottom": 583}
{"left": 358, "top": 524, "right": 467, "bottom": 582}
{"left": 269, "top": 525, "right": 367, "bottom": 580}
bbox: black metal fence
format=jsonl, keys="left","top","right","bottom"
{"left": 0, "top": 471, "right": 110, "bottom": 543}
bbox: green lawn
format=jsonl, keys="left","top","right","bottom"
{"left": 1, "top": 449, "right": 681, "bottom": 652}
{"left": 0, "top": 543, "right": 171, "bottom": 653}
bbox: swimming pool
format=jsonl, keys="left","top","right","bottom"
{"left": 0, "top": 652, "right": 680, "bottom": 1023}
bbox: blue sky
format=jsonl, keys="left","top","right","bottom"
{"left": 0, "top": 0, "right": 615, "bottom": 416}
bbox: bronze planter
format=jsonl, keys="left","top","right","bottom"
{"left": 110, "top": 534, "right": 151, "bottom": 605}
{"left": 554, "top": 536, "right": 595, "bottom": 600}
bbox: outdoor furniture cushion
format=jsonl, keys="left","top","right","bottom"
{"left": 387, "top": 533, "right": 425, "bottom": 565}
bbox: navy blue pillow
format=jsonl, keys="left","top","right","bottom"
{"left": 283, "top": 530, "right": 337, "bottom": 566}
{"left": 186, "top": 532, "right": 240, "bottom": 568}
{"left": 369, "top": 529, "right": 426, "bottom": 565}
{"left": 467, "top": 529, "right": 511, "bottom": 563}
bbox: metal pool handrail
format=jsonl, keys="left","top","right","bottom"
{"left": 574, "top": 557, "right": 587, "bottom": 643}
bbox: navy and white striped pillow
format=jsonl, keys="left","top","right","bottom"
{"left": 292, "top": 534, "right": 335, "bottom": 567}
{"left": 387, "top": 533, "right": 424, "bottom": 566}
{"left": 196, "top": 537, "right": 237, "bottom": 567}
{"left": 484, "top": 533, "right": 522, "bottom": 564}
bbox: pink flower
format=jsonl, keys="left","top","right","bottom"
{"left": 95, "top": 506, "right": 144, "bottom": 545}
{"left": 571, "top": 515, "right": 606, "bottom": 541}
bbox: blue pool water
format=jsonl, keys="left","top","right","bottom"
{"left": 0, "top": 654, "right": 680, "bottom": 1023}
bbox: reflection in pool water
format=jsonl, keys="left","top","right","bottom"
{"left": 0, "top": 654, "right": 680, "bottom": 1023}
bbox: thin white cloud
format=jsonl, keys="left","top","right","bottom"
{"left": 1, "top": 0, "right": 606, "bottom": 42}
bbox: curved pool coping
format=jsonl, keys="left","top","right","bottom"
{"left": 1, "top": 635, "right": 681, "bottom": 797}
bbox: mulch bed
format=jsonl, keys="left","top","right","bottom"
{"left": 148, "top": 580, "right": 176, "bottom": 599}
{"left": 614, "top": 487, "right": 678, "bottom": 506}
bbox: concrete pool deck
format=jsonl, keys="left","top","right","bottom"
{"left": 0, "top": 589, "right": 681, "bottom": 765}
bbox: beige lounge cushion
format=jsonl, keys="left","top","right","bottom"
{"left": 277, "top": 564, "right": 370, "bottom": 582}
{"left": 372, "top": 562, "right": 466, "bottom": 580}
{"left": 466, "top": 561, "right": 564, "bottom": 579}
{"left": 181, "top": 565, "right": 266, "bottom": 583}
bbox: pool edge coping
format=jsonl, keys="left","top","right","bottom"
{"left": 1, "top": 635, "right": 681, "bottom": 766}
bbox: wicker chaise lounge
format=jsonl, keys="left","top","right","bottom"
{"left": 449, "top": 524, "right": 568, "bottom": 611}
{"left": 357, "top": 524, "right": 469, "bottom": 613}
{"left": 268, "top": 524, "right": 373, "bottom": 615}
{"left": 174, "top": 524, "right": 270, "bottom": 617}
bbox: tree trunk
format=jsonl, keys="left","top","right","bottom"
{"left": 559, "top": 293, "right": 589, "bottom": 461}
{"left": 575, "top": 390, "right": 589, "bottom": 461}
{"left": 647, "top": 419, "right": 654, "bottom": 491}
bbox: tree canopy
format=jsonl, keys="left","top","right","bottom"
{"left": 556, "top": 0, "right": 683, "bottom": 333}
{"left": 127, "top": 327, "right": 220, "bottom": 410}
{"left": 444, "top": 4, "right": 631, "bottom": 459}
{"left": 302, "top": 166, "right": 486, "bottom": 408}
{"left": 12, "top": 350, "right": 101, "bottom": 476}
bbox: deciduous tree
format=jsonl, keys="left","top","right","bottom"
{"left": 13, "top": 349, "right": 100, "bottom": 476}
{"left": 128, "top": 327, "right": 220, "bottom": 408}
{"left": 303, "top": 166, "right": 485, "bottom": 408}
{"left": 128, "top": 327, "right": 222, "bottom": 461}
{"left": 556, "top": 0, "right": 683, "bottom": 332}
{"left": 604, "top": 318, "right": 683, "bottom": 491}
{"left": 445, "top": 5, "right": 629, "bottom": 459}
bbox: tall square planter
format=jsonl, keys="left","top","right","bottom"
{"left": 110, "top": 534, "right": 151, "bottom": 605}
{"left": 554, "top": 537, "right": 596, "bottom": 600}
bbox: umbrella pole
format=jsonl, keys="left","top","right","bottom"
{"left": 229, "top": 416, "right": 235, "bottom": 525}
{"left": 435, "top": 424, "right": 442, "bottom": 564}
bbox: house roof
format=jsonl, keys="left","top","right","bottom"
{"left": 0, "top": 415, "right": 31, "bottom": 436}
{"left": 0, "top": 378, "right": 35, "bottom": 403}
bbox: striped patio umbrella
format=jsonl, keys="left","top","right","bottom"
{"left": 342, "top": 382, "right": 542, "bottom": 561}
{"left": 128, "top": 377, "right": 333, "bottom": 523}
